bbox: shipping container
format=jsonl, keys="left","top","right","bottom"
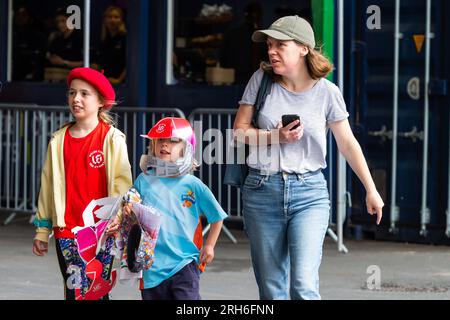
{"left": 344, "top": 0, "right": 450, "bottom": 244}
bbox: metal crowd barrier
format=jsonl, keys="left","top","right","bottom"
{"left": 0, "top": 103, "right": 184, "bottom": 222}
{"left": 188, "top": 109, "right": 241, "bottom": 221}
{"left": 0, "top": 103, "right": 342, "bottom": 248}
{"left": 188, "top": 109, "right": 241, "bottom": 243}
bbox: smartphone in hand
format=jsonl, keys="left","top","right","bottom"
{"left": 282, "top": 114, "right": 301, "bottom": 130}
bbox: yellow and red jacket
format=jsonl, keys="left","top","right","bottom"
{"left": 33, "top": 124, "right": 132, "bottom": 243}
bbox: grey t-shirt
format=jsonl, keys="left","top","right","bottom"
{"left": 238, "top": 68, "right": 349, "bottom": 174}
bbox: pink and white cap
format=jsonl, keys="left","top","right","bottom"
{"left": 140, "top": 117, "right": 196, "bottom": 151}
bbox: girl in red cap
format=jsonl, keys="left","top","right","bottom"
{"left": 32, "top": 67, "right": 132, "bottom": 300}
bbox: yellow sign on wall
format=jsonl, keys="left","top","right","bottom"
{"left": 413, "top": 34, "right": 425, "bottom": 54}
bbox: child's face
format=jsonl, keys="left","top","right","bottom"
{"left": 68, "top": 79, "right": 103, "bottom": 121}
{"left": 153, "top": 138, "right": 185, "bottom": 162}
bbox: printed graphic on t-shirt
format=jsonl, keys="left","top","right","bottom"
{"left": 89, "top": 150, "right": 105, "bottom": 169}
{"left": 181, "top": 190, "right": 196, "bottom": 208}
{"left": 133, "top": 173, "right": 227, "bottom": 288}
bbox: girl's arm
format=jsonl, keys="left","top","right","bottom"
{"left": 329, "top": 119, "right": 384, "bottom": 225}
{"left": 33, "top": 144, "right": 53, "bottom": 256}
{"left": 34, "top": 144, "right": 54, "bottom": 243}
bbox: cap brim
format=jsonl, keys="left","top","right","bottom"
{"left": 140, "top": 134, "right": 151, "bottom": 139}
{"left": 252, "top": 30, "right": 294, "bottom": 42}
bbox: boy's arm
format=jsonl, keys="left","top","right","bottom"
{"left": 199, "top": 220, "right": 223, "bottom": 265}
{"left": 204, "top": 220, "right": 223, "bottom": 248}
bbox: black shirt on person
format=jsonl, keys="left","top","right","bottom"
{"left": 220, "top": 22, "right": 267, "bottom": 85}
{"left": 47, "top": 29, "right": 83, "bottom": 66}
{"left": 96, "top": 33, "right": 126, "bottom": 79}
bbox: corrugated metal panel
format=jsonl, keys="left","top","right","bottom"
{"left": 347, "top": 0, "right": 450, "bottom": 244}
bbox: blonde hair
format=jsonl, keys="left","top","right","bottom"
{"left": 98, "top": 96, "right": 116, "bottom": 126}
{"left": 260, "top": 42, "right": 334, "bottom": 81}
{"left": 101, "top": 6, "right": 127, "bottom": 42}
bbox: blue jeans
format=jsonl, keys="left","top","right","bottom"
{"left": 242, "top": 168, "right": 330, "bottom": 300}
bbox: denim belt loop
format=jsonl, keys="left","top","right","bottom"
{"left": 295, "top": 172, "right": 305, "bottom": 182}
{"left": 258, "top": 168, "right": 270, "bottom": 180}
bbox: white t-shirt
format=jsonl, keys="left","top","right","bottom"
{"left": 238, "top": 68, "right": 349, "bottom": 174}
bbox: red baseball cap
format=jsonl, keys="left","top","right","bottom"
{"left": 67, "top": 67, "right": 116, "bottom": 110}
{"left": 140, "top": 117, "right": 197, "bottom": 152}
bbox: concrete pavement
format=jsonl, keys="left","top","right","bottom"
{"left": 2, "top": 215, "right": 450, "bottom": 300}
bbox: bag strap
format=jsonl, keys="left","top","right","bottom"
{"left": 251, "top": 71, "right": 273, "bottom": 127}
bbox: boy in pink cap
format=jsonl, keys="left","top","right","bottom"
{"left": 32, "top": 67, "right": 132, "bottom": 300}
{"left": 113, "top": 117, "right": 228, "bottom": 300}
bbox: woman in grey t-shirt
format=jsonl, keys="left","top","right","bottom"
{"left": 234, "top": 16, "right": 384, "bottom": 300}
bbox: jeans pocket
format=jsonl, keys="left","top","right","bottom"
{"left": 243, "top": 174, "right": 266, "bottom": 190}
{"left": 303, "top": 173, "right": 327, "bottom": 188}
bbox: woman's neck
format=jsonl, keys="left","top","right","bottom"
{"left": 70, "top": 117, "right": 100, "bottom": 138}
{"left": 279, "top": 64, "right": 317, "bottom": 93}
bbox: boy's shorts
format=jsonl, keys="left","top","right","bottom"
{"left": 141, "top": 260, "right": 201, "bottom": 300}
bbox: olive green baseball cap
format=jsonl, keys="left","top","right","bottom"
{"left": 252, "top": 15, "right": 316, "bottom": 49}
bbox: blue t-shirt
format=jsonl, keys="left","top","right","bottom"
{"left": 133, "top": 172, "right": 228, "bottom": 289}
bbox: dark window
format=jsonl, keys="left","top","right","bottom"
{"left": 9, "top": 0, "right": 129, "bottom": 84}
{"left": 172, "top": 0, "right": 312, "bottom": 86}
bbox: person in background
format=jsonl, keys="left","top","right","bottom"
{"left": 46, "top": 8, "right": 83, "bottom": 70}
{"left": 220, "top": 2, "right": 267, "bottom": 84}
{"left": 93, "top": 6, "right": 127, "bottom": 84}
{"left": 12, "top": 5, "right": 46, "bottom": 81}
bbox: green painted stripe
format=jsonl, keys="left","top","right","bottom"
{"left": 312, "top": 0, "right": 335, "bottom": 81}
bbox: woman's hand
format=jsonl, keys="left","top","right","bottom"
{"left": 199, "top": 244, "right": 215, "bottom": 265}
{"left": 275, "top": 120, "right": 304, "bottom": 144}
{"left": 32, "top": 239, "right": 48, "bottom": 256}
{"left": 366, "top": 190, "right": 384, "bottom": 225}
